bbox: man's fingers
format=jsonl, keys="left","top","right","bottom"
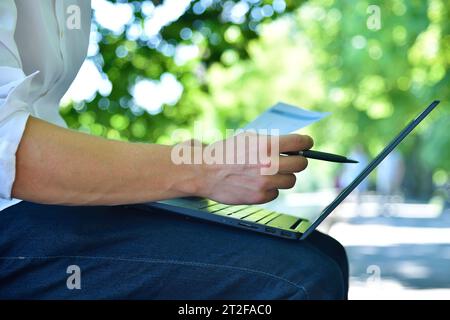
{"left": 227, "top": 173, "right": 297, "bottom": 191}
{"left": 263, "top": 189, "right": 280, "bottom": 203}
{"left": 276, "top": 174, "right": 297, "bottom": 189}
{"left": 278, "top": 134, "right": 314, "bottom": 153}
{"left": 259, "top": 173, "right": 297, "bottom": 190}
{"left": 279, "top": 155, "right": 308, "bottom": 173}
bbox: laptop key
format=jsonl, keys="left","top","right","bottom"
{"left": 210, "top": 205, "right": 247, "bottom": 216}
{"left": 266, "top": 214, "right": 299, "bottom": 230}
{"left": 163, "top": 198, "right": 211, "bottom": 210}
{"left": 243, "top": 209, "right": 275, "bottom": 222}
{"left": 199, "top": 200, "right": 219, "bottom": 209}
{"left": 207, "top": 203, "right": 230, "bottom": 213}
{"left": 229, "top": 207, "right": 262, "bottom": 219}
{"left": 294, "top": 220, "right": 312, "bottom": 233}
{"left": 258, "top": 212, "right": 280, "bottom": 225}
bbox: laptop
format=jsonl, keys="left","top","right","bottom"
{"left": 134, "top": 101, "right": 440, "bottom": 240}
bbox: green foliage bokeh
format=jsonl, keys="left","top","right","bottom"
{"left": 60, "top": 0, "right": 450, "bottom": 198}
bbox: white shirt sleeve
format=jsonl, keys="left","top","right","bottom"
{"left": 0, "top": 0, "right": 39, "bottom": 200}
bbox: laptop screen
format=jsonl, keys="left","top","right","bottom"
{"left": 302, "top": 100, "right": 440, "bottom": 237}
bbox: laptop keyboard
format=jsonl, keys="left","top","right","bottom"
{"left": 198, "top": 201, "right": 310, "bottom": 231}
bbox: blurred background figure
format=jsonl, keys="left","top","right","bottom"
{"left": 376, "top": 150, "right": 405, "bottom": 215}
{"left": 336, "top": 145, "right": 370, "bottom": 217}
{"left": 338, "top": 145, "right": 370, "bottom": 194}
{"left": 377, "top": 151, "right": 405, "bottom": 197}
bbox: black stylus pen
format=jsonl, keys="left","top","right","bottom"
{"left": 284, "top": 150, "right": 358, "bottom": 164}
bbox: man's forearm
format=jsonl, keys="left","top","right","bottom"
{"left": 12, "top": 117, "right": 314, "bottom": 207}
{"left": 12, "top": 117, "right": 200, "bottom": 206}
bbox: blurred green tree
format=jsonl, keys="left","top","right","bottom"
{"left": 60, "top": 0, "right": 449, "bottom": 198}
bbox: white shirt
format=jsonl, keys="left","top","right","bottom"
{"left": 0, "top": 0, "right": 91, "bottom": 211}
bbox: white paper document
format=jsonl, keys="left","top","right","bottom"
{"left": 242, "top": 102, "right": 329, "bottom": 135}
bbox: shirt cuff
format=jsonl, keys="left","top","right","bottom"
{"left": 0, "top": 71, "right": 38, "bottom": 200}
{"left": 0, "top": 110, "right": 30, "bottom": 200}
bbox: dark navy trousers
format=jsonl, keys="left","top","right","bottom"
{"left": 0, "top": 201, "right": 348, "bottom": 299}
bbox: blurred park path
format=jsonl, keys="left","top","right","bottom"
{"left": 328, "top": 196, "right": 450, "bottom": 300}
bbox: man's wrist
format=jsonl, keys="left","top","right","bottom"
{"left": 167, "top": 144, "right": 207, "bottom": 198}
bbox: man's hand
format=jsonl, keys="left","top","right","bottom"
{"left": 175, "top": 133, "right": 314, "bottom": 205}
